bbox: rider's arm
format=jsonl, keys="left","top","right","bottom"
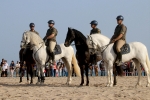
{"left": 47, "top": 34, "right": 55, "bottom": 39}
{"left": 114, "top": 25, "right": 126, "bottom": 41}
{"left": 114, "top": 34, "right": 123, "bottom": 41}
{"left": 47, "top": 28, "right": 57, "bottom": 39}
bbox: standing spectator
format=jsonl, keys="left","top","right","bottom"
{"left": 99, "top": 61, "right": 105, "bottom": 76}
{"left": 53, "top": 62, "right": 57, "bottom": 77}
{"left": 62, "top": 63, "right": 65, "bottom": 77}
{"left": 10, "top": 61, "right": 15, "bottom": 77}
{"left": 4, "top": 60, "right": 9, "bottom": 77}
{"left": 45, "top": 63, "right": 50, "bottom": 77}
{"left": 58, "top": 63, "right": 62, "bottom": 77}
{"left": 89, "top": 64, "right": 93, "bottom": 76}
{"left": 72, "top": 64, "right": 76, "bottom": 77}
{"left": 15, "top": 61, "right": 20, "bottom": 77}
{"left": 50, "top": 64, "right": 53, "bottom": 77}
{"left": 121, "top": 63, "right": 127, "bottom": 76}
{"left": 141, "top": 64, "right": 146, "bottom": 76}
{"left": 56, "top": 66, "right": 59, "bottom": 77}
{"left": 1, "top": 59, "right": 5, "bottom": 66}
{"left": 34, "top": 64, "right": 37, "bottom": 76}
{"left": 1, "top": 63, "right": 6, "bottom": 77}
{"left": 94, "top": 65, "right": 99, "bottom": 76}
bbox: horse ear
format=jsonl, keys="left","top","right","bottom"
{"left": 68, "top": 27, "right": 70, "bottom": 30}
{"left": 87, "top": 35, "right": 90, "bottom": 39}
{"left": 68, "top": 27, "right": 72, "bottom": 30}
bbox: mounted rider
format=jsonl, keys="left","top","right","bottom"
{"left": 23, "top": 23, "right": 39, "bottom": 54}
{"left": 110, "top": 15, "right": 127, "bottom": 66}
{"left": 43, "top": 20, "right": 58, "bottom": 64}
{"left": 90, "top": 20, "right": 101, "bottom": 65}
{"left": 90, "top": 20, "right": 101, "bottom": 35}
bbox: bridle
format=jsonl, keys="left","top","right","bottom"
{"left": 88, "top": 35, "right": 111, "bottom": 63}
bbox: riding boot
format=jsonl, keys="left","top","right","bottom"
{"left": 51, "top": 52, "right": 55, "bottom": 63}
{"left": 117, "top": 52, "right": 123, "bottom": 66}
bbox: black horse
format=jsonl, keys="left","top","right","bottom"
{"left": 64, "top": 28, "right": 120, "bottom": 86}
{"left": 19, "top": 48, "right": 35, "bottom": 84}
{"left": 64, "top": 28, "right": 99, "bottom": 86}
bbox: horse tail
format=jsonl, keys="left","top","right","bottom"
{"left": 146, "top": 52, "right": 150, "bottom": 73}
{"left": 71, "top": 54, "right": 81, "bottom": 77}
{"left": 115, "top": 64, "right": 124, "bottom": 76}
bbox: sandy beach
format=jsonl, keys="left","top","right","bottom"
{"left": 0, "top": 76, "right": 150, "bottom": 100}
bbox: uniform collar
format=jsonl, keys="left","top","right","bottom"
{"left": 30, "top": 30, "right": 35, "bottom": 32}
{"left": 50, "top": 27, "right": 54, "bottom": 29}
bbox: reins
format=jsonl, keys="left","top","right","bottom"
{"left": 100, "top": 43, "right": 111, "bottom": 54}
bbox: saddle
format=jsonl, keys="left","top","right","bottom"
{"left": 46, "top": 45, "right": 62, "bottom": 55}
{"left": 113, "top": 43, "right": 130, "bottom": 55}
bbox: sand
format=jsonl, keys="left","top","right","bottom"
{"left": 0, "top": 76, "right": 150, "bottom": 100}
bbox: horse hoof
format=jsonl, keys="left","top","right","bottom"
{"left": 36, "top": 82, "right": 40, "bottom": 85}
{"left": 135, "top": 83, "right": 141, "bottom": 87}
{"left": 146, "top": 84, "right": 150, "bottom": 87}
{"left": 40, "top": 82, "right": 44, "bottom": 85}
{"left": 30, "top": 82, "right": 33, "bottom": 84}
{"left": 106, "top": 84, "right": 110, "bottom": 87}
{"left": 27, "top": 81, "right": 30, "bottom": 84}
{"left": 109, "top": 84, "right": 113, "bottom": 87}
{"left": 86, "top": 84, "right": 89, "bottom": 86}
{"left": 19, "top": 81, "right": 22, "bottom": 83}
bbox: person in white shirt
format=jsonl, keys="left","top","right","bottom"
{"left": 1, "top": 62, "right": 7, "bottom": 77}
{"left": 4, "top": 60, "right": 8, "bottom": 77}
{"left": 15, "top": 61, "right": 20, "bottom": 77}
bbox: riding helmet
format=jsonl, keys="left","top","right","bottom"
{"left": 116, "top": 15, "right": 124, "bottom": 20}
{"left": 48, "top": 20, "right": 55, "bottom": 24}
{"left": 90, "top": 20, "right": 98, "bottom": 25}
{"left": 29, "top": 23, "right": 35, "bottom": 27}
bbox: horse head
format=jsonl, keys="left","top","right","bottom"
{"left": 20, "top": 31, "right": 30, "bottom": 48}
{"left": 64, "top": 27, "right": 75, "bottom": 47}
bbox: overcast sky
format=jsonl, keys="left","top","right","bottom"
{"left": 0, "top": 0, "right": 150, "bottom": 64}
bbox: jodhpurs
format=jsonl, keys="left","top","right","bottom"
{"left": 49, "top": 41, "right": 56, "bottom": 53}
{"left": 116, "top": 40, "right": 125, "bottom": 52}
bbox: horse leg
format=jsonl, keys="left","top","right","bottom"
{"left": 85, "top": 64, "right": 89, "bottom": 86}
{"left": 62, "top": 58, "right": 72, "bottom": 85}
{"left": 105, "top": 63, "right": 110, "bottom": 87}
{"left": 133, "top": 59, "right": 141, "bottom": 87}
{"left": 140, "top": 62, "right": 150, "bottom": 87}
{"left": 27, "top": 67, "right": 30, "bottom": 84}
{"left": 80, "top": 64, "right": 84, "bottom": 86}
{"left": 113, "top": 65, "right": 117, "bottom": 86}
{"left": 30, "top": 65, "right": 33, "bottom": 84}
{"left": 109, "top": 67, "right": 114, "bottom": 87}
{"left": 40, "top": 64, "right": 45, "bottom": 84}
{"left": 19, "top": 68, "right": 23, "bottom": 83}
{"left": 36, "top": 64, "right": 41, "bottom": 84}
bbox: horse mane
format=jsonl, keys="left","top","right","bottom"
{"left": 72, "top": 29, "right": 87, "bottom": 44}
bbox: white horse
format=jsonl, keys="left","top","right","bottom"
{"left": 20, "top": 31, "right": 81, "bottom": 84}
{"left": 86, "top": 34, "right": 150, "bottom": 87}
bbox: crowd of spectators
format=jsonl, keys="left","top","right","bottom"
{"left": 0, "top": 58, "right": 147, "bottom": 77}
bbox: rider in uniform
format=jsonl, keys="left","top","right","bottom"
{"left": 90, "top": 20, "right": 101, "bottom": 65}
{"left": 90, "top": 20, "right": 101, "bottom": 35}
{"left": 43, "top": 20, "right": 58, "bottom": 64}
{"left": 23, "top": 23, "right": 39, "bottom": 54}
{"left": 110, "top": 15, "right": 127, "bottom": 66}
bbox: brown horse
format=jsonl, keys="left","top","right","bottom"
{"left": 19, "top": 48, "right": 35, "bottom": 84}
